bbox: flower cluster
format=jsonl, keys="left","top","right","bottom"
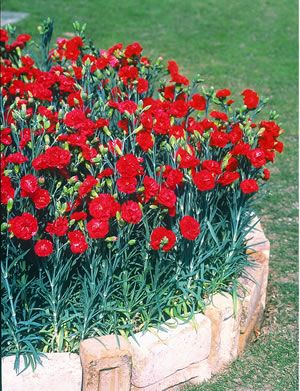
{"left": 0, "top": 27, "right": 283, "bottom": 259}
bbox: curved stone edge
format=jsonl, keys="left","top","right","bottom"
{"left": 2, "top": 220, "right": 270, "bottom": 391}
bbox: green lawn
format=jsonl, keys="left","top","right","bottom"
{"left": 2, "top": 0, "right": 298, "bottom": 389}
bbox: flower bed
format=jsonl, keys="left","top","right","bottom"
{"left": 1, "top": 19, "right": 282, "bottom": 376}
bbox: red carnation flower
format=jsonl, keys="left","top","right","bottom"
{"left": 240, "top": 179, "right": 259, "bottom": 194}
{"left": 210, "top": 130, "right": 230, "bottom": 148}
{"left": 180, "top": 216, "right": 200, "bottom": 240}
{"left": 89, "top": 194, "right": 119, "bottom": 220}
{"left": 9, "top": 213, "right": 38, "bottom": 240}
{"left": 165, "top": 168, "right": 183, "bottom": 190}
{"left": 70, "top": 211, "right": 87, "bottom": 221}
{"left": 218, "top": 171, "right": 240, "bottom": 186}
{"left": 136, "top": 131, "right": 154, "bottom": 151}
{"left": 6, "top": 152, "right": 28, "bottom": 164}
{"left": 193, "top": 170, "right": 215, "bottom": 191}
{"left": 189, "top": 94, "right": 206, "bottom": 111}
{"left": 143, "top": 176, "right": 159, "bottom": 202}
{"left": 20, "top": 174, "right": 39, "bottom": 195}
{"left": 150, "top": 227, "right": 176, "bottom": 251}
{"left": 216, "top": 89, "right": 231, "bottom": 99}
{"left": 31, "top": 188, "right": 50, "bottom": 209}
{"left": 86, "top": 219, "right": 109, "bottom": 239}
{"left": 78, "top": 175, "right": 98, "bottom": 198}
{"left": 117, "top": 176, "right": 138, "bottom": 194}
{"left": 68, "top": 230, "right": 88, "bottom": 254}
{"left": 241, "top": 89, "right": 259, "bottom": 110}
{"left": 210, "top": 111, "right": 228, "bottom": 122}
{"left": 225, "top": 156, "right": 239, "bottom": 171}
{"left": 157, "top": 186, "right": 177, "bottom": 208}
{"left": 263, "top": 168, "right": 271, "bottom": 180}
{"left": 1, "top": 176, "right": 14, "bottom": 205}
{"left": 137, "top": 78, "right": 149, "bottom": 94}
{"left": 125, "top": 42, "right": 143, "bottom": 58}
{"left": 202, "top": 160, "right": 222, "bottom": 175}
{"left": 121, "top": 201, "right": 143, "bottom": 224}
{"left": 34, "top": 239, "right": 53, "bottom": 257}
{"left": 118, "top": 100, "right": 138, "bottom": 114}
{"left": 46, "top": 217, "right": 69, "bottom": 236}
{"left": 116, "top": 154, "right": 143, "bottom": 177}
{"left": 247, "top": 148, "right": 266, "bottom": 168}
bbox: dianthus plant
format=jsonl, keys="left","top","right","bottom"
{"left": 0, "top": 20, "right": 283, "bottom": 372}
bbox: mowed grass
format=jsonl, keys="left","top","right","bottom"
{"left": 2, "top": 0, "right": 298, "bottom": 389}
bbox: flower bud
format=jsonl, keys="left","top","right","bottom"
{"left": 7, "top": 199, "right": 13, "bottom": 212}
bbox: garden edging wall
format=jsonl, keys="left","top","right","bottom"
{"left": 1, "top": 220, "right": 270, "bottom": 391}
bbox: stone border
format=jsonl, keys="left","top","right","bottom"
{"left": 1, "top": 220, "right": 270, "bottom": 391}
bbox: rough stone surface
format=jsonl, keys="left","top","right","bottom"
{"left": 238, "top": 257, "right": 266, "bottom": 333}
{"left": 129, "top": 313, "right": 211, "bottom": 389}
{"left": 80, "top": 335, "right": 132, "bottom": 391}
{"left": 1, "top": 353, "right": 81, "bottom": 391}
{"left": 238, "top": 302, "right": 265, "bottom": 355}
{"left": 204, "top": 293, "right": 241, "bottom": 373}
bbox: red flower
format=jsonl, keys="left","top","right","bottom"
{"left": 34, "top": 239, "right": 53, "bottom": 257}
{"left": 165, "top": 168, "right": 183, "bottom": 190}
{"left": 218, "top": 171, "right": 240, "bottom": 186}
{"left": 169, "top": 125, "right": 184, "bottom": 139}
{"left": 117, "top": 176, "right": 137, "bottom": 194}
{"left": 193, "top": 170, "right": 215, "bottom": 191}
{"left": 86, "top": 219, "right": 109, "bottom": 239}
{"left": 216, "top": 89, "right": 231, "bottom": 99}
{"left": 177, "top": 147, "right": 200, "bottom": 169}
{"left": 125, "top": 42, "right": 143, "bottom": 57}
{"left": 70, "top": 211, "right": 87, "bottom": 221}
{"left": 116, "top": 154, "right": 143, "bottom": 177}
{"left": 241, "top": 89, "right": 259, "bottom": 110}
{"left": 143, "top": 176, "right": 159, "bottom": 202}
{"left": 121, "top": 201, "right": 143, "bottom": 224}
{"left": 31, "top": 188, "right": 50, "bottom": 209}
{"left": 6, "top": 152, "right": 28, "bottom": 164}
{"left": 136, "top": 131, "right": 154, "bottom": 151}
{"left": 1, "top": 176, "right": 14, "bottom": 205}
{"left": 263, "top": 168, "right": 271, "bottom": 180}
{"left": 9, "top": 213, "right": 38, "bottom": 240}
{"left": 169, "top": 100, "right": 189, "bottom": 117}
{"left": 240, "top": 179, "right": 259, "bottom": 194}
{"left": 189, "top": 94, "right": 206, "bottom": 111}
{"left": 157, "top": 186, "right": 177, "bottom": 208}
{"left": 20, "top": 174, "right": 39, "bottom": 195}
{"left": 32, "top": 147, "right": 71, "bottom": 170}
{"left": 150, "top": 227, "right": 176, "bottom": 251}
{"left": 97, "top": 168, "right": 114, "bottom": 180}
{"left": 137, "top": 78, "right": 149, "bottom": 94}
{"left": 89, "top": 194, "right": 120, "bottom": 220}
{"left": 78, "top": 175, "right": 98, "bottom": 198}
{"left": 210, "top": 111, "right": 228, "bottom": 122}
{"left": 46, "top": 217, "right": 69, "bottom": 236}
{"left": 225, "top": 156, "right": 239, "bottom": 171}
{"left": 68, "top": 230, "right": 88, "bottom": 253}
{"left": 180, "top": 216, "right": 200, "bottom": 240}
{"left": 210, "top": 130, "right": 229, "bottom": 148}
{"left": 118, "top": 100, "right": 138, "bottom": 114}
{"left": 247, "top": 148, "right": 266, "bottom": 168}
{"left": 202, "top": 160, "right": 222, "bottom": 175}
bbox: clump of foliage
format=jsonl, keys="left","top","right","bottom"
{"left": 0, "top": 20, "right": 283, "bottom": 372}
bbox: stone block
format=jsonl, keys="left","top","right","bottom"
{"left": 80, "top": 335, "right": 132, "bottom": 391}
{"left": 130, "top": 313, "right": 211, "bottom": 389}
{"left": 204, "top": 293, "right": 241, "bottom": 373}
{"left": 238, "top": 259, "right": 266, "bottom": 333}
{"left": 1, "top": 353, "right": 81, "bottom": 391}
